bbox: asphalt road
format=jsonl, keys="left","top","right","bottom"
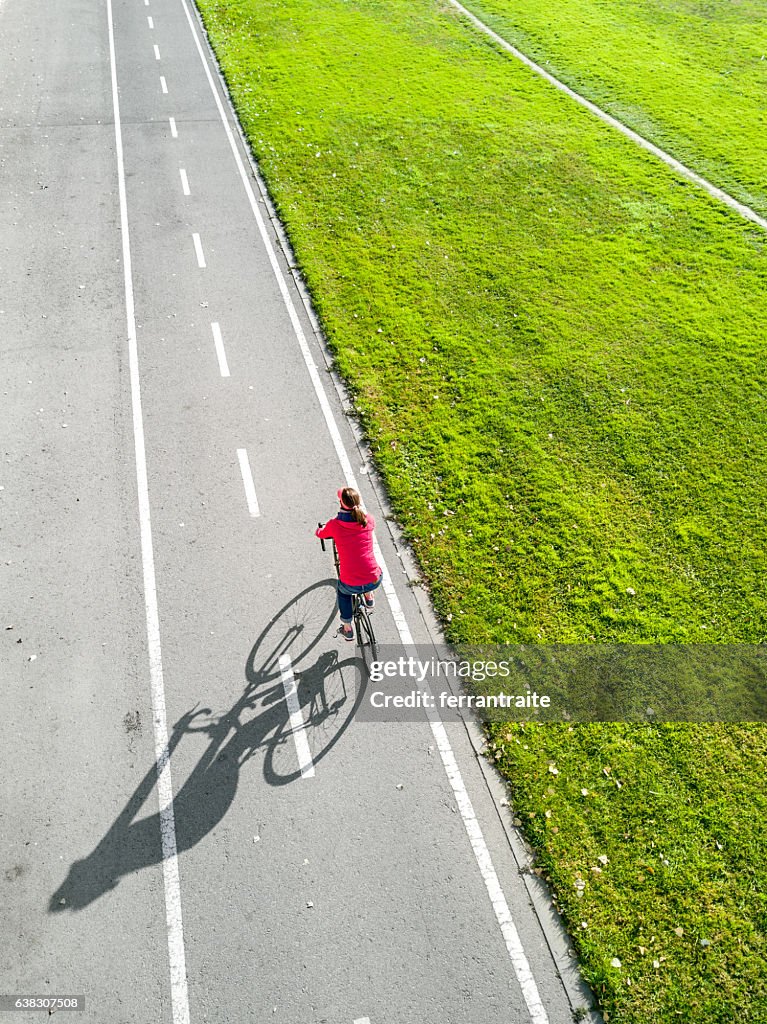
{"left": 1, "top": 0, "right": 591, "bottom": 1021}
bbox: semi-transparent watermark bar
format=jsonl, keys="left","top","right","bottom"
{"left": 357, "top": 645, "right": 767, "bottom": 723}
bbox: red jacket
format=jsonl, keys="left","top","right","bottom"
{"left": 316, "top": 512, "right": 381, "bottom": 586}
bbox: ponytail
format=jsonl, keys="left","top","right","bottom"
{"left": 339, "top": 486, "right": 368, "bottom": 527}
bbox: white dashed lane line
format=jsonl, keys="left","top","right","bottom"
{"left": 278, "top": 655, "right": 315, "bottom": 779}
{"left": 236, "top": 449, "right": 260, "bottom": 518}
{"left": 154, "top": 44, "right": 161, "bottom": 60}
{"left": 160, "top": 75, "right": 168, "bottom": 95}
{"left": 191, "top": 232, "right": 206, "bottom": 268}
{"left": 147, "top": 15, "right": 154, "bottom": 28}
{"left": 169, "top": 117, "right": 178, "bottom": 138}
{"left": 210, "top": 322, "right": 230, "bottom": 377}
{"left": 179, "top": 168, "right": 190, "bottom": 196}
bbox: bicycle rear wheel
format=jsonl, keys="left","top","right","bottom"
{"left": 355, "top": 603, "right": 378, "bottom": 671}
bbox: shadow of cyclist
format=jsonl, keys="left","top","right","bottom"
{"left": 49, "top": 580, "right": 366, "bottom": 913}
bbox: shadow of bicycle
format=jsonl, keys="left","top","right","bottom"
{"left": 49, "top": 579, "right": 368, "bottom": 913}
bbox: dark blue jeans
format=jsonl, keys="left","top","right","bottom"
{"left": 337, "top": 575, "right": 382, "bottom": 623}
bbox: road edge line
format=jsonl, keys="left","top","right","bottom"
{"left": 106, "top": 2, "right": 190, "bottom": 1021}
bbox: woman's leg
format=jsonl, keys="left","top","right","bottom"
{"left": 337, "top": 584, "right": 354, "bottom": 624}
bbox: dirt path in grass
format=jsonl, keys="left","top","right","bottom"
{"left": 448, "top": 0, "right": 767, "bottom": 233}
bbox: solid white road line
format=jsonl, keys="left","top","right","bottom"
{"left": 278, "top": 655, "right": 316, "bottom": 779}
{"left": 449, "top": 0, "right": 767, "bottom": 233}
{"left": 169, "top": 116, "right": 178, "bottom": 138}
{"left": 180, "top": 2, "right": 549, "bottom": 1020}
{"left": 179, "top": 168, "right": 190, "bottom": 196}
{"left": 147, "top": 15, "right": 154, "bottom": 28}
{"left": 192, "top": 232, "right": 206, "bottom": 268}
{"left": 236, "top": 448, "right": 260, "bottom": 518}
{"left": 107, "top": 2, "right": 190, "bottom": 1023}
{"left": 426, "top": 707, "right": 549, "bottom": 1023}
{"left": 353, "top": 1018, "right": 371, "bottom": 1024}
{"left": 160, "top": 75, "right": 168, "bottom": 95}
{"left": 371, "top": 535, "right": 550, "bottom": 1024}
{"left": 154, "top": 43, "right": 161, "bottom": 60}
{"left": 210, "top": 322, "right": 230, "bottom": 377}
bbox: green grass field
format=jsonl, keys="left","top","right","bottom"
{"left": 193, "top": 0, "right": 767, "bottom": 1018}
{"left": 462, "top": 0, "right": 767, "bottom": 219}
{"left": 486, "top": 721, "right": 767, "bottom": 1021}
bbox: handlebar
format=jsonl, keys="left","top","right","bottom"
{"left": 318, "top": 522, "right": 326, "bottom": 552}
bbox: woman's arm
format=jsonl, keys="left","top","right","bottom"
{"left": 316, "top": 520, "right": 335, "bottom": 539}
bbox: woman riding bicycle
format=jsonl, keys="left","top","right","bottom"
{"left": 316, "top": 487, "right": 382, "bottom": 641}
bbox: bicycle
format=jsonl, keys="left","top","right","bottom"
{"left": 318, "top": 523, "right": 378, "bottom": 668}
